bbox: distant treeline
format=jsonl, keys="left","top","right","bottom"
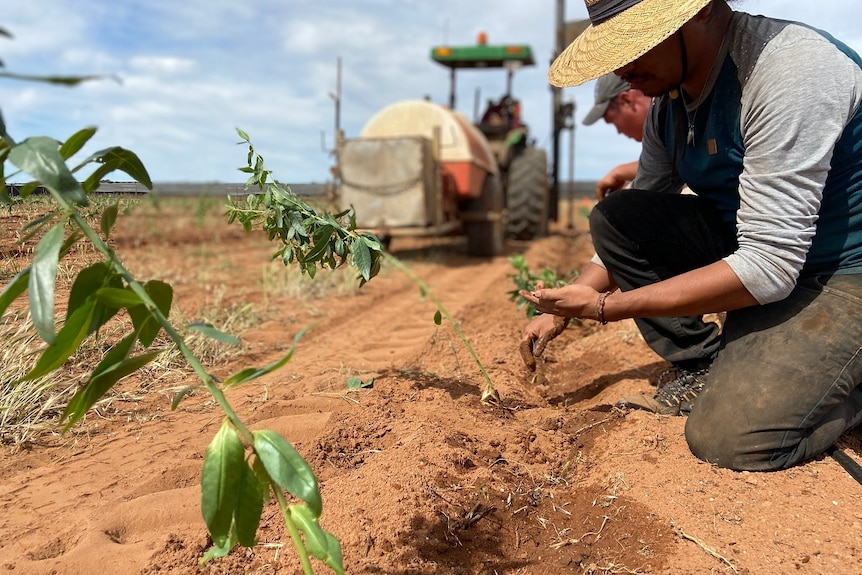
{"left": 5, "top": 180, "right": 596, "bottom": 199}
{"left": 4, "top": 181, "right": 332, "bottom": 197}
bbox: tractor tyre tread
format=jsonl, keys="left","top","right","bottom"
{"left": 506, "top": 146, "right": 549, "bottom": 241}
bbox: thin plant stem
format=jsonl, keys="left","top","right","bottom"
{"left": 274, "top": 486, "right": 315, "bottom": 575}
{"left": 382, "top": 253, "right": 499, "bottom": 403}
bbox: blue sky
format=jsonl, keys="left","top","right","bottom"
{"left": 2, "top": 1, "right": 860, "bottom": 185}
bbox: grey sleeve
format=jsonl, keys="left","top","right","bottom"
{"left": 724, "top": 29, "right": 862, "bottom": 304}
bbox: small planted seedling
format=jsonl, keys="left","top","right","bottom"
{"left": 506, "top": 253, "right": 578, "bottom": 319}
{"left": 506, "top": 254, "right": 578, "bottom": 374}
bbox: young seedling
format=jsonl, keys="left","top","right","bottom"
{"left": 506, "top": 253, "right": 578, "bottom": 319}
{"left": 506, "top": 254, "right": 578, "bottom": 373}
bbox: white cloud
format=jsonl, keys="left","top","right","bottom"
{"left": 129, "top": 56, "right": 197, "bottom": 75}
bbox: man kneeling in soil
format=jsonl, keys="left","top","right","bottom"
{"left": 520, "top": 0, "right": 862, "bottom": 471}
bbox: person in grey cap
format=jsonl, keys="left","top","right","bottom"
{"left": 520, "top": 0, "right": 862, "bottom": 472}
{"left": 582, "top": 73, "right": 632, "bottom": 126}
{"left": 583, "top": 73, "right": 652, "bottom": 199}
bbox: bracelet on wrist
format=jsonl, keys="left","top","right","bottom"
{"left": 596, "top": 291, "right": 613, "bottom": 325}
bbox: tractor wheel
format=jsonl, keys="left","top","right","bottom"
{"left": 506, "top": 146, "right": 549, "bottom": 241}
{"left": 461, "top": 174, "right": 505, "bottom": 257}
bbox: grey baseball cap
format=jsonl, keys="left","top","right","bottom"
{"left": 582, "top": 73, "right": 631, "bottom": 126}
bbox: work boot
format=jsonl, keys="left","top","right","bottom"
{"left": 616, "top": 366, "right": 710, "bottom": 416}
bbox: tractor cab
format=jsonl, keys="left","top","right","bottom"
{"left": 430, "top": 35, "right": 549, "bottom": 242}
{"left": 430, "top": 35, "right": 535, "bottom": 151}
{"left": 479, "top": 93, "right": 522, "bottom": 138}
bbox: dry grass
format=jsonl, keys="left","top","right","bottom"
{"left": 0, "top": 297, "right": 261, "bottom": 447}
{"left": 0, "top": 312, "right": 79, "bottom": 446}
{"left": 261, "top": 261, "right": 362, "bottom": 302}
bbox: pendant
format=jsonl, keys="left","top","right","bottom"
{"left": 687, "top": 124, "right": 695, "bottom": 146}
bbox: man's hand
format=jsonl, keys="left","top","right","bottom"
{"left": 519, "top": 313, "right": 570, "bottom": 371}
{"left": 519, "top": 283, "right": 601, "bottom": 319}
{"left": 518, "top": 267, "right": 616, "bottom": 372}
{"left": 595, "top": 161, "right": 639, "bottom": 200}
{"left": 595, "top": 171, "right": 627, "bottom": 200}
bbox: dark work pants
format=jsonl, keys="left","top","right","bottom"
{"left": 590, "top": 190, "right": 862, "bottom": 471}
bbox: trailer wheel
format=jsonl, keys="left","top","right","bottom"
{"left": 461, "top": 174, "right": 505, "bottom": 257}
{"left": 506, "top": 146, "right": 549, "bottom": 241}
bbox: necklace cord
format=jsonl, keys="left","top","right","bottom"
{"left": 676, "top": 30, "right": 698, "bottom": 147}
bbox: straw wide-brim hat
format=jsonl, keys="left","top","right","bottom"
{"left": 549, "top": 0, "right": 712, "bottom": 88}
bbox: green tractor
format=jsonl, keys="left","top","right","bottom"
{"left": 431, "top": 35, "right": 550, "bottom": 241}
{"left": 336, "top": 36, "right": 553, "bottom": 257}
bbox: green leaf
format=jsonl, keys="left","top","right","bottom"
{"left": 352, "top": 237, "right": 372, "bottom": 281}
{"left": 20, "top": 212, "right": 57, "bottom": 242}
{"left": 60, "top": 336, "right": 160, "bottom": 430}
{"left": 8, "top": 136, "right": 88, "bottom": 206}
{"left": 360, "top": 232, "right": 383, "bottom": 251}
{"left": 234, "top": 463, "right": 264, "bottom": 547}
{"left": 100, "top": 203, "right": 118, "bottom": 239}
{"left": 0, "top": 267, "right": 29, "bottom": 318}
{"left": 291, "top": 504, "right": 345, "bottom": 575}
{"left": 93, "top": 331, "right": 137, "bottom": 379}
{"left": 90, "top": 350, "right": 160, "bottom": 387}
{"left": 301, "top": 225, "right": 333, "bottom": 264}
{"left": 16, "top": 181, "right": 43, "bottom": 201}
{"left": 253, "top": 430, "right": 322, "bottom": 518}
{"left": 222, "top": 326, "right": 309, "bottom": 387}
{"left": 29, "top": 224, "right": 64, "bottom": 343}
{"left": 252, "top": 455, "right": 273, "bottom": 493}
{"left": 200, "top": 529, "right": 236, "bottom": 566}
{"left": 433, "top": 310, "right": 442, "bottom": 325}
{"left": 59, "top": 127, "right": 97, "bottom": 159}
{"left": 94, "top": 286, "right": 144, "bottom": 308}
{"left": 0, "top": 187, "right": 14, "bottom": 206}
{"left": 128, "top": 280, "right": 173, "bottom": 347}
{"left": 19, "top": 298, "right": 96, "bottom": 382}
{"left": 59, "top": 226, "right": 83, "bottom": 257}
{"left": 74, "top": 146, "right": 153, "bottom": 189}
{"left": 80, "top": 163, "right": 115, "bottom": 193}
{"left": 201, "top": 420, "right": 246, "bottom": 547}
{"left": 187, "top": 322, "right": 241, "bottom": 346}
{"left": 0, "top": 70, "right": 112, "bottom": 86}
{"left": 346, "top": 377, "right": 373, "bottom": 389}
{"left": 68, "top": 262, "right": 112, "bottom": 315}
{"left": 170, "top": 384, "right": 201, "bottom": 410}
{"left": 321, "top": 530, "right": 346, "bottom": 574}
{"left": 67, "top": 262, "right": 123, "bottom": 334}
{"left": 289, "top": 213, "right": 308, "bottom": 240}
